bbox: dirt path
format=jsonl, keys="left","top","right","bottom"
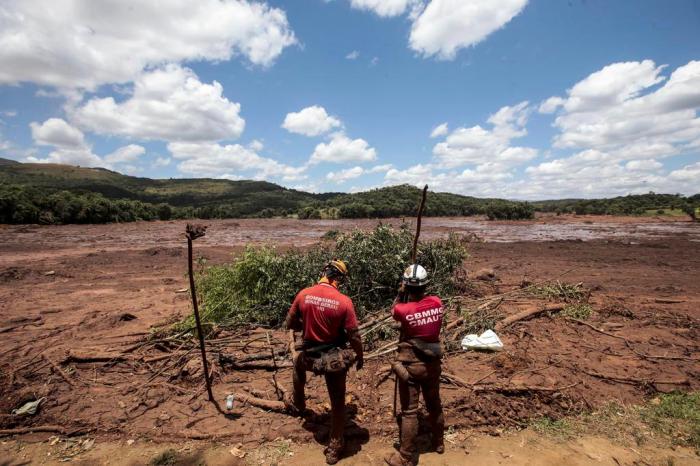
{"left": 2, "top": 431, "right": 698, "bottom": 465}
{"left": 1, "top": 216, "right": 698, "bottom": 464}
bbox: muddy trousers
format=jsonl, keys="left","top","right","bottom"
{"left": 293, "top": 353, "right": 347, "bottom": 448}
{"left": 397, "top": 360, "right": 444, "bottom": 461}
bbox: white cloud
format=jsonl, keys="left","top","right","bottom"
{"left": 625, "top": 159, "right": 662, "bottom": 172}
{"left": 26, "top": 148, "right": 103, "bottom": 167}
{"left": 668, "top": 162, "right": 700, "bottom": 183}
{"left": 153, "top": 157, "right": 172, "bottom": 168}
{"left": 545, "top": 60, "right": 700, "bottom": 159}
{"left": 409, "top": 0, "right": 528, "bottom": 60}
{"left": 104, "top": 144, "right": 146, "bottom": 164}
{"left": 168, "top": 141, "right": 306, "bottom": 181}
{"left": 249, "top": 139, "right": 264, "bottom": 151}
{"left": 310, "top": 132, "right": 377, "bottom": 164}
{"left": 30, "top": 118, "right": 85, "bottom": 149}
{"left": 368, "top": 164, "right": 393, "bottom": 173}
{"left": 2, "top": 110, "right": 17, "bottom": 118}
{"left": 432, "top": 101, "right": 537, "bottom": 168}
{"left": 430, "top": 122, "right": 448, "bottom": 138}
{"left": 0, "top": 0, "right": 296, "bottom": 89}
{"left": 349, "top": 0, "right": 414, "bottom": 17}
{"left": 370, "top": 56, "right": 380, "bottom": 66}
{"left": 72, "top": 64, "right": 245, "bottom": 143}
{"left": 327, "top": 166, "right": 364, "bottom": 183}
{"left": 346, "top": 50, "right": 360, "bottom": 60}
{"left": 282, "top": 105, "right": 342, "bottom": 137}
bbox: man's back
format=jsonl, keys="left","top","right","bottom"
{"left": 289, "top": 283, "right": 357, "bottom": 344}
{"left": 392, "top": 295, "right": 443, "bottom": 343}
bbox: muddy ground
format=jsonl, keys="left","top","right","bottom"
{"left": 0, "top": 215, "right": 698, "bottom": 465}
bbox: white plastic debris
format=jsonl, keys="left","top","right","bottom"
{"left": 12, "top": 397, "right": 45, "bottom": 416}
{"left": 460, "top": 329, "right": 504, "bottom": 352}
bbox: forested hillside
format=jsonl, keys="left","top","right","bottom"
{"left": 0, "top": 158, "right": 696, "bottom": 224}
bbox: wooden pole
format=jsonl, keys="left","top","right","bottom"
{"left": 394, "top": 184, "right": 429, "bottom": 418}
{"left": 186, "top": 224, "right": 214, "bottom": 402}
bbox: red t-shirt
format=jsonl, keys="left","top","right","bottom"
{"left": 392, "top": 296, "right": 443, "bottom": 343}
{"left": 287, "top": 283, "right": 358, "bottom": 344}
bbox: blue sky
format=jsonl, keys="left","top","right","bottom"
{"left": 0, "top": 0, "right": 699, "bottom": 199}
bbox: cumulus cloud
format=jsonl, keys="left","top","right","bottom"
{"left": 168, "top": 142, "right": 306, "bottom": 181}
{"left": 326, "top": 163, "right": 392, "bottom": 184}
{"left": 30, "top": 118, "right": 86, "bottom": 149}
{"left": 72, "top": 65, "right": 245, "bottom": 143}
{"left": 349, "top": 0, "right": 415, "bottom": 17}
{"left": 0, "top": 0, "right": 296, "bottom": 89}
{"left": 104, "top": 144, "right": 146, "bottom": 164}
{"left": 430, "top": 122, "right": 448, "bottom": 138}
{"left": 432, "top": 101, "right": 537, "bottom": 168}
{"left": 409, "top": 0, "right": 528, "bottom": 60}
{"left": 384, "top": 162, "right": 513, "bottom": 197}
{"left": 544, "top": 60, "right": 700, "bottom": 158}
{"left": 282, "top": 105, "right": 342, "bottom": 137}
{"left": 327, "top": 166, "right": 364, "bottom": 183}
{"left": 152, "top": 157, "right": 172, "bottom": 168}
{"left": 310, "top": 133, "right": 377, "bottom": 164}
{"left": 345, "top": 50, "right": 360, "bottom": 60}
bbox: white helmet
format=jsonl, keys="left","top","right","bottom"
{"left": 402, "top": 264, "right": 429, "bottom": 287}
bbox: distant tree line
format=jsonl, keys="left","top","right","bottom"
{"left": 532, "top": 192, "right": 698, "bottom": 220}
{"left": 1, "top": 183, "right": 697, "bottom": 225}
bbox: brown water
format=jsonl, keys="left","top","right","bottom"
{"left": 1, "top": 216, "right": 697, "bottom": 264}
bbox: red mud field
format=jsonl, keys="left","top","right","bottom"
{"left": 1, "top": 215, "right": 699, "bottom": 465}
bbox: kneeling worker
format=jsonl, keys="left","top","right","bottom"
{"left": 385, "top": 264, "right": 445, "bottom": 466}
{"left": 285, "top": 259, "right": 364, "bottom": 465}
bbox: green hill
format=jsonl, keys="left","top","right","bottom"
{"left": 0, "top": 157, "right": 697, "bottom": 224}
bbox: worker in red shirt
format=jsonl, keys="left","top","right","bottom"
{"left": 285, "top": 259, "right": 364, "bottom": 465}
{"left": 385, "top": 264, "right": 444, "bottom": 466}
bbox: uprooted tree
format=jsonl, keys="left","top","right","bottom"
{"left": 185, "top": 224, "right": 469, "bottom": 331}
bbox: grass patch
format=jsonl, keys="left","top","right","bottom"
{"left": 531, "top": 393, "right": 700, "bottom": 452}
{"left": 531, "top": 281, "right": 587, "bottom": 302}
{"left": 560, "top": 303, "right": 594, "bottom": 320}
{"left": 150, "top": 449, "right": 178, "bottom": 466}
{"left": 189, "top": 224, "right": 469, "bottom": 329}
{"left": 641, "top": 392, "right": 700, "bottom": 450}
{"left": 530, "top": 417, "right": 573, "bottom": 438}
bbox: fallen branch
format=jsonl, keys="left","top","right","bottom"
{"left": 43, "top": 355, "right": 77, "bottom": 388}
{"left": 0, "top": 425, "right": 88, "bottom": 437}
{"left": 63, "top": 352, "right": 126, "bottom": 364}
{"left": 495, "top": 304, "right": 564, "bottom": 330}
{"left": 567, "top": 318, "right": 700, "bottom": 362}
{"left": 219, "top": 354, "right": 292, "bottom": 371}
{"left": 0, "top": 316, "right": 43, "bottom": 334}
{"left": 654, "top": 298, "right": 684, "bottom": 304}
{"left": 235, "top": 392, "right": 289, "bottom": 413}
{"left": 473, "top": 381, "right": 581, "bottom": 394}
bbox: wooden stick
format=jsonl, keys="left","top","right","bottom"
{"left": 267, "top": 331, "right": 281, "bottom": 400}
{"left": 43, "top": 355, "right": 77, "bottom": 388}
{"left": 235, "top": 392, "right": 289, "bottom": 413}
{"left": 186, "top": 223, "right": 214, "bottom": 403}
{"left": 0, "top": 425, "right": 88, "bottom": 437}
{"left": 495, "top": 304, "right": 564, "bottom": 330}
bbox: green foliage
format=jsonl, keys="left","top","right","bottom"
{"left": 484, "top": 200, "right": 535, "bottom": 220}
{"left": 194, "top": 224, "right": 468, "bottom": 328}
{"left": 530, "top": 416, "right": 573, "bottom": 438}
{"left": 533, "top": 192, "right": 700, "bottom": 219}
{"left": 531, "top": 281, "right": 586, "bottom": 302}
{"left": 641, "top": 392, "right": 700, "bottom": 449}
{"left": 561, "top": 303, "right": 593, "bottom": 320}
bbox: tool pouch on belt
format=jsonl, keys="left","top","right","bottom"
{"left": 397, "top": 339, "right": 443, "bottom": 364}
{"left": 309, "top": 348, "right": 356, "bottom": 375}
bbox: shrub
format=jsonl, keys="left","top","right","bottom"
{"left": 194, "top": 224, "right": 469, "bottom": 328}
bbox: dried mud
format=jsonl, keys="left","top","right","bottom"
{"left": 0, "top": 216, "right": 698, "bottom": 457}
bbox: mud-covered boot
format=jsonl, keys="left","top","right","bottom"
{"left": 431, "top": 434, "right": 445, "bottom": 454}
{"left": 324, "top": 439, "right": 344, "bottom": 465}
{"left": 384, "top": 451, "right": 415, "bottom": 466}
{"left": 283, "top": 393, "right": 306, "bottom": 417}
